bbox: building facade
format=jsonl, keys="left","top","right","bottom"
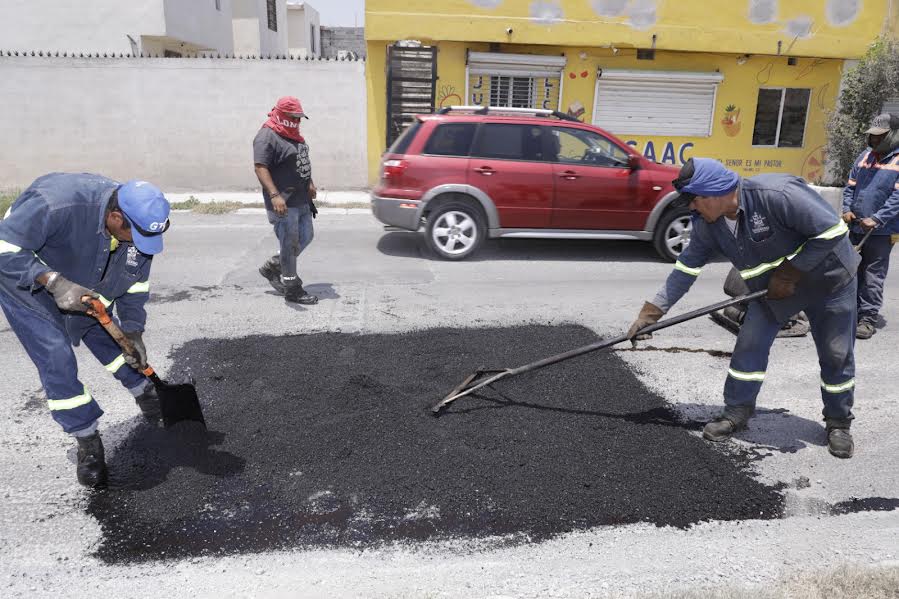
{"left": 232, "top": 0, "right": 289, "bottom": 56}
{"left": 365, "top": 0, "right": 898, "bottom": 185}
{"left": 286, "top": 1, "right": 322, "bottom": 58}
{"left": 0, "top": 0, "right": 235, "bottom": 56}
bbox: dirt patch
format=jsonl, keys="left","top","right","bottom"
{"left": 87, "top": 325, "right": 783, "bottom": 563}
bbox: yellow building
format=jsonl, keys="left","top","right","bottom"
{"left": 365, "top": 0, "right": 898, "bottom": 185}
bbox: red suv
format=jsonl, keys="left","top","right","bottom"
{"left": 371, "top": 106, "right": 688, "bottom": 261}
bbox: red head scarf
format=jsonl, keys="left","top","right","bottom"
{"left": 263, "top": 96, "right": 307, "bottom": 142}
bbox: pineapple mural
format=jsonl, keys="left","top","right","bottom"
{"left": 721, "top": 104, "right": 742, "bottom": 136}
{"left": 721, "top": 104, "right": 742, "bottom": 137}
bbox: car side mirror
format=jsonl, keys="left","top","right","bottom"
{"left": 627, "top": 155, "right": 641, "bottom": 169}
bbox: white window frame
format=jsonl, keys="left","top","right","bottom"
{"left": 465, "top": 52, "right": 566, "bottom": 110}
{"left": 592, "top": 69, "right": 724, "bottom": 137}
{"left": 751, "top": 87, "right": 811, "bottom": 148}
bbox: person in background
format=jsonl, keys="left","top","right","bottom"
{"left": 841, "top": 113, "right": 899, "bottom": 339}
{"left": 253, "top": 96, "right": 319, "bottom": 305}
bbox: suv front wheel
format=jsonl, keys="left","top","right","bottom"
{"left": 425, "top": 200, "right": 487, "bottom": 260}
{"left": 653, "top": 207, "right": 693, "bottom": 262}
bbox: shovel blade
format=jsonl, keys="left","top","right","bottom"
{"left": 157, "top": 381, "right": 206, "bottom": 429}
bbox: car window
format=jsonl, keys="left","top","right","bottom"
{"left": 470, "top": 123, "right": 551, "bottom": 161}
{"left": 387, "top": 120, "right": 422, "bottom": 155}
{"left": 423, "top": 123, "right": 477, "bottom": 156}
{"left": 550, "top": 127, "right": 630, "bottom": 168}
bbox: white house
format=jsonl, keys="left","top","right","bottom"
{"left": 0, "top": 0, "right": 235, "bottom": 56}
{"left": 232, "top": 0, "right": 288, "bottom": 56}
{"left": 286, "top": 1, "right": 321, "bottom": 58}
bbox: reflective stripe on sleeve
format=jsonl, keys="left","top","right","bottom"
{"left": 821, "top": 378, "right": 855, "bottom": 393}
{"left": 728, "top": 368, "right": 766, "bottom": 382}
{"left": 813, "top": 220, "right": 849, "bottom": 240}
{"left": 127, "top": 281, "right": 150, "bottom": 294}
{"left": 0, "top": 240, "right": 23, "bottom": 254}
{"left": 97, "top": 295, "right": 113, "bottom": 308}
{"left": 47, "top": 388, "right": 93, "bottom": 411}
{"left": 740, "top": 221, "right": 848, "bottom": 280}
{"left": 674, "top": 261, "right": 702, "bottom": 276}
{"left": 105, "top": 354, "right": 127, "bottom": 373}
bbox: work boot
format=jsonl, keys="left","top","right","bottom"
{"left": 259, "top": 256, "right": 285, "bottom": 294}
{"left": 703, "top": 406, "right": 754, "bottom": 442}
{"left": 826, "top": 420, "right": 854, "bottom": 459}
{"left": 284, "top": 278, "right": 318, "bottom": 305}
{"left": 75, "top": 432, "right": 108, "bottom": 488}
{"left": 134, "top": 382, "right": 162, "bottom": 423}
{"left": 856, "top": 319, "right": 876, "bottom": 340}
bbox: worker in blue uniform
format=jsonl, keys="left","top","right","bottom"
{"left": 841, "top": 113, "right": 899, "bottom": 339}
{"left": 627, "top": 158, "right": 860, "bottom": 459}
{"left": 0, "top": 174, "right": 172, "bottom": 487}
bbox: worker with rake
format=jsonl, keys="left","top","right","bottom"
{"left": 628, "top": 158, "right": 860, "bottom": 459}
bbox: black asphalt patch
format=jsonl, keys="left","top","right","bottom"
{"left": 87, "top": 325, "right": 783, "bottom": 563}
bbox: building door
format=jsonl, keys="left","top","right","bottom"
{"left": 386, "top": 43, "right": 437, "bottom": 147}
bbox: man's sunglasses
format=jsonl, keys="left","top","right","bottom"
{"left": 119, "top": 208, "right": 170, "bottom": 236}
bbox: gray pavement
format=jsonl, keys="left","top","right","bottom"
{"left": 1, "top": 211, "right": 897, "bottom": 598}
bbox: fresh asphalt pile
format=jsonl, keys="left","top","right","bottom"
{"left": 87, "top": 325, "right": 783, "bottom": 563}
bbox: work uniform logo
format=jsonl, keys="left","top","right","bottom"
{"left": 127, "top": 245, "right": 140, "bottom": 267}
{"left": 750, "top": 212, "right": 770, "bottom": 236}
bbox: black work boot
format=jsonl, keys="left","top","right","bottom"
{"left": 703, "top": 406, "right": 754, "bottom": 442}
{"left": 284, "top": 278, "right": 318, "bottom": 305}
{"left": 75, "top": 432, "right": 108, "bottom": 488}
{"left": 259, "top": 256, "right": 285, "bottom": 294}
{"left": 826, "top": 419, "right": 854, "bottom": 459}
{"left": 134, "top": 382, "right": 162, "bottom": 423}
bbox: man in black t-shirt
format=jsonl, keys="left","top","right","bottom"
{"left": 253, "top": 96, "right": 319, "bottom": 305}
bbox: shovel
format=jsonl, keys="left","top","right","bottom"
{"left": 432, "top": 290, "right": 768, "bottom": 416}
{"left": 83, "top": 297, "right": 206, "bottom": 429}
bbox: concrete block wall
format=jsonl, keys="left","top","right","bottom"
{"left": 0, "top": 55, "right": 367, "bottom": 191}
{"left": 321, "top": 27, "right": 366, "bottom": 59}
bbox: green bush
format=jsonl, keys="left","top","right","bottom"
{"left": 825, "top": 36, "right": 899, "bottom": 185}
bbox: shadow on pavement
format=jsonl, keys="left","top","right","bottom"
{"left": 375, "top": 231, "right": 663, "bottom": 263}
{"left": 674, "top": 403, "right": 827, "bottom": 454}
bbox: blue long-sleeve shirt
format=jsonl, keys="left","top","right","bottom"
{"left": 841, "top": 147, "right": 899, "bottom": 235}
{"left": 0, "top": 173, "right": 153, "bottom": 341}
{"left": 652, "top": 174, "right": 860, "bottom": 322}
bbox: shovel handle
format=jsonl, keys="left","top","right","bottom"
{"left": 83, "top": 296, "right": 155, "bottom": 378}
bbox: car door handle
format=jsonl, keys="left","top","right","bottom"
{"left": 474, "top": 166, "right": 495, "bottom": 176}
{"left": 559, "top": 170, "right": 580, "bottom": 180}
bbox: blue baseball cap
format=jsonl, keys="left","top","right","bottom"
{"left": 117, "top": 180, "right": 171, "bottom": 255}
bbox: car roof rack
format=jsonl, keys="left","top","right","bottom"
{"left": 435, "top": 105, "right": 581, "bottom": 122}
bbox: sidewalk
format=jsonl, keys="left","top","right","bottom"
{"left": 165, "top": 189, "right": 371, "bottom": 206}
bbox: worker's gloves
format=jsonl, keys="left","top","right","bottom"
{"left": 45, "top": 273, "right": 98, "bottom": 313}
{"left": 841, "top": 211, "right": 855, "bottom": 224}
{"left": 627, "top": 302, "right": 665, "bottom": 343}
{"left": 767, "top": 260, "right": 803, "bottom": 300}
{"left": 123, "top": 331, "right": 148, "bottom": 371}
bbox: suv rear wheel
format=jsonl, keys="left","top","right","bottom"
{"left": 425, "top": 200, "right": 486, "bottom": 260}
{"left": 653, "top": 207, "right": 693, "bottom": 262}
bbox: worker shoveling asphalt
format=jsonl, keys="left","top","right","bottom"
{"left": 0, "top": 174, "right": 203, "bottom": 489}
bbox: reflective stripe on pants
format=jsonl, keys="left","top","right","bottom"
{"left": 723, "top": 277, "right": 856, "bottom": 421}
{"left": 0, "top": 285, "right": 102, "bottom": 433}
